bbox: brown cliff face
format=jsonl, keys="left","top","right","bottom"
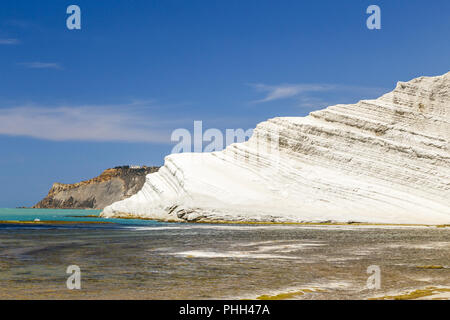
{"left": 33, "top": 166, "right": 159, "bottom": 209}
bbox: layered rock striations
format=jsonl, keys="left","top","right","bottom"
{"left": 34, "top": 166, "right": 159, "bottom": 209}
{"left": 101, "top": 72, "right": 450, "bottom": 224}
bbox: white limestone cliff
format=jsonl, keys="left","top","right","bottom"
{"left": 101, "top": 72, "right": 450, "bottom": 225}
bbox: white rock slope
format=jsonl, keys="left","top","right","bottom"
{"left": 102, "top": 72, "right": 450, "bottom": 225}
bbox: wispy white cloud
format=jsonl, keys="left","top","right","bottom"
{"left": 249, "top": 82, "right": 388, "bottom": 108}
{"left": 296, "top": 96, "right": 332, "bottom": 109}
{"left": 0, "top": 102, "right": 181, "bottom": 143}
{"left": 18, "top": 62, "right": 62, "bottom": 70}
{"left": 250, "top": 83, "right": 333, "bottom": 103}
{"left": 0, "top": 38, "right": 20, "bottom": 45}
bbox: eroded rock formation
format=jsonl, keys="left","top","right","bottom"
{"left": 101, "top": 72, "right": 450, "bottom": 224}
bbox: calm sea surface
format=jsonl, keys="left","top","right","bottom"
{"left": 0, "top": 208, "right": 449, "bottom": 299}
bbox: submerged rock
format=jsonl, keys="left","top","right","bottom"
{"left": 102, "top": 72, "right": 450, "bottom": 224}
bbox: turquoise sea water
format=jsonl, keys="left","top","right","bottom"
{"left": 0, "top": 208, "right": 165, "bottom": 227}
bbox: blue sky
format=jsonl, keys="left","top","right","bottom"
{"left": 0, "top": 0, "right": 449, "bottom": 207}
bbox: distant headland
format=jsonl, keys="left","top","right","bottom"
{"left": 33, "top": 165, "right": 159, "bottom": 210}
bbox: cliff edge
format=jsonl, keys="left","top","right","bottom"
{"left": 34, "top": 166, "right": 159, "bottom": 209}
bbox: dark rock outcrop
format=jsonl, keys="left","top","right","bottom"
{"left": 33, "top": 166, "right": 159, "bottom": 209}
